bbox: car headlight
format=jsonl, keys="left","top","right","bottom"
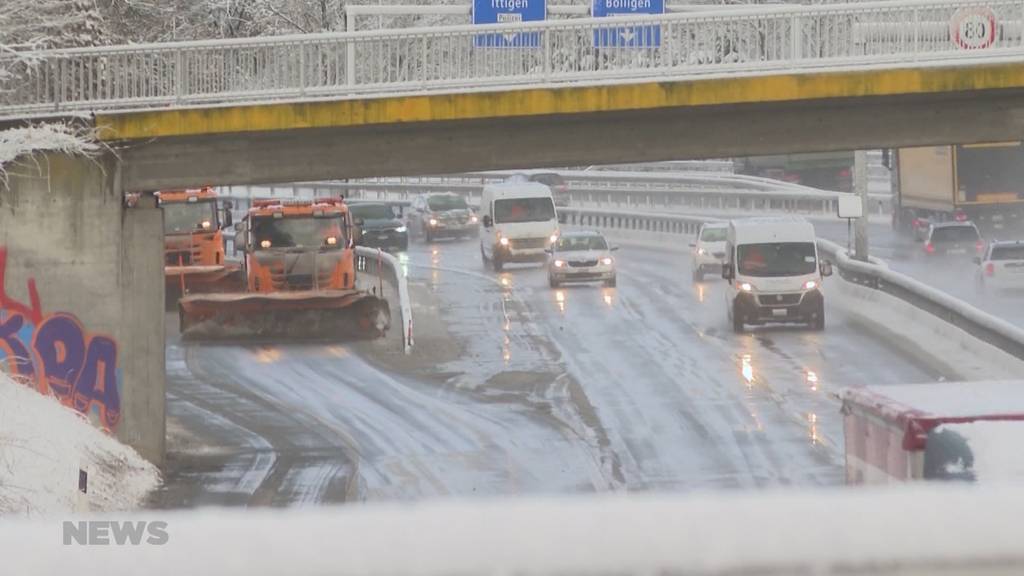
{"left": 395, "top": 226, "right": 407, "bottom": 233}
{"left": 601, "top": 257, "right": 613, "bottom": 266}
{"left": 429, "top": 218, "right": 438, "bottom": 227}
{"left": 549, "top": 234, "right": 559, "bottom": 244}
{"left": 738, "top": 282, "right": 753, "bottom": 292}
{"left": 470, "top": 215, "right": 479, "bottom": 223}
{"left": 553, "top": 260, "right": 565, "bottom": 268}
{"left": 803, "top": 280, "right": 818, "bottom": 290}
{"left": 697, "top": 248, "right": 707, "bottom": 255}
{"left": 499, "top": 237, "right": 510, "bottom": 246}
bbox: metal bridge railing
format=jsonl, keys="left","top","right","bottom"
{"left": 3, "top": 0, "right": 1024, "bottom": 119}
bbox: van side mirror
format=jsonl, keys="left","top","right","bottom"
{"left": 482, "top": 215, "right": 493, "bottom": 228}
{"left": 722, "top": 263, "right": 735, "bottom": 280}
{"left": 821, "top": 261, "right": 834, "bottom": 277}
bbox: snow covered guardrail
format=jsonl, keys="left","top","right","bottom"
{"left": 817, "top": 239, "right": 1024, "bottom": 362}
{"left": 354, "top": 246, "right": 413, "bottom": 353}
{"left": 4, "top": 0, "right": 1024, "bottom": 119}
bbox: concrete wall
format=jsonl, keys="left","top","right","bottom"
{"left": 0, "top": 153, "right": 165, "bottom": 464}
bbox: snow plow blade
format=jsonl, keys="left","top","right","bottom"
{"left": 165, "top": 264, "right": 244, "bottom": 303}
{"left": 178, "top": 290, "right": 390, "bottom": 341}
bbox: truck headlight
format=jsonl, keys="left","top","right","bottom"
{"left": 260, "top": 239, "right": 272, "bottom": 249}
{"left": 325, "top": 236, "right": 338, "bottom": 246}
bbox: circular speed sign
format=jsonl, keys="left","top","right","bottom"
{"left": 949, "top": 7, "right": 998, "bottom": 50}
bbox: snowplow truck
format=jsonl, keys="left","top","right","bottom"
{"left": 178, "top": 197, "right": 390, "bottom": 341}
{"left": 159, "top": 187, "right": 242, "bottom": 304}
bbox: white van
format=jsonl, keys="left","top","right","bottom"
{"left": 479, "top": 182, "right": 559, "bottom": 272}
{"left": 722, "top": 216, "right": 832, "bottom": 332}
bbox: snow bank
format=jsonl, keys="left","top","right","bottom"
{"left": 4, "top": 486, "right": 1024, "bottom": 575}
{"left": 0, "top": 371, "right": 159, "bottom": 515}
{"left": 0, "top": 123, "right": 99, "bottom": 180}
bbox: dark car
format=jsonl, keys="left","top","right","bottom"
{"left": 407, "top": 193, "right": 479, "bottom": 242}
{"left": 924, "top": 221, "right": 983, "bottom": 258}
{"left": 528, "top": 172, "right": 570, "bottom": 207}
{"left": 349, "top": 201, "right": 408, "bottom": 251}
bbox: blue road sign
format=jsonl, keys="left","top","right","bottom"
{"left": 473, "top": 0, "right": 546, "bottom": 47}
{"left": 592, "top": 0, "right": 664, "bottom": 48}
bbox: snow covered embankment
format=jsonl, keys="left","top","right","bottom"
{"left": 0, "top": 371, "right": 160, "bottom": 515}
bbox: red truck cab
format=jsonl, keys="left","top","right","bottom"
{"left": 841, "top": 381, "right": 1024, "bottom": 484}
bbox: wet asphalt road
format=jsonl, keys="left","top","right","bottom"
{"left": 151, "top": 235, "right": 949, "bottom": 507}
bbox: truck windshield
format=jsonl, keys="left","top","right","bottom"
{"left": 427, "top": 195, "right": 468, "bottom": 211}
{"left": 349, "top": 204, "right": 393, "bottom": 221}
{"left": 251, "top": 215, "right": 345, "bottom": 250}
{"left": 163, "top": 200, "right": 217, "bottom": 234}
{"left": 494, "top": 197, "right": 555, "bottom": 224}
{"left": 701, "top": 227, "right": 727, "bottom": 242}
{"left": 738, "top": 242, "right": 817, "bottom": 277}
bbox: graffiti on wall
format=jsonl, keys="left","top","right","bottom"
{"left": 0, "top": 248, "right": 121, "bottom": 430}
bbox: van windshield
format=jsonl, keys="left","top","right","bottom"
{"left": 701, "top": 227, "right": 727, "bottom": 242}
{"left": 494, "top": 197, "right": 555, "bottom": 224}
{"left": 738, "top": 242, "right": 817, "bottom": 277}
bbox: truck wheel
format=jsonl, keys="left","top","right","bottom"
{"left": 732, "top": 306, "right": 745, "bottom": 333}
{"left": 812, "top": 303, "right": 825, "bottom": 331}
{"left": 732, "top": 314, "right": 744, "bottom": 334}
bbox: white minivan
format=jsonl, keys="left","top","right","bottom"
{"left": 479, "top": 182, "right": 559, "bottom": 272}
{"left": 722, "top": 216, "right": 832, "bottom": 332}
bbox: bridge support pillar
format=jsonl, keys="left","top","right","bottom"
{"left": 0, "top": 152, "right": 165, "bottom": 465}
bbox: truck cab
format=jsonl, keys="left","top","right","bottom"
{"left": 158, "top": 187, "right": 232, "bottom": 268}
{"left": 233, "top": 198, "right": 355, "bottom": 293}
{"left": 722, "top": 217, "right": 831, "bottom": 332}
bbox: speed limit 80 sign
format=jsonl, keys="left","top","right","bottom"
{"left": 950, "top": 7, "right": 998, "bottom": 50}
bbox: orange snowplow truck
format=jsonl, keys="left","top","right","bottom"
{"left": 178, "top": 197, "right": 390, "bottom": 341}
{"left": 158, "top": 187, "right": 241, "bottom": 302}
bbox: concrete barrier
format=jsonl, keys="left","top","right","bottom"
{"left": 0, "top": 153, "right": 165, "bottom": 465}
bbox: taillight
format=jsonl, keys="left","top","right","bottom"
{"left": 976, "top": 240, "right": 985, "bottom": 253}
{"left": 925, "top": 242, "right": 935, "bottom": 253}
{"left": 985, "top": 262, "right": 996, "bottom": 277}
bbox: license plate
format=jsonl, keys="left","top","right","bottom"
{"left": 378, "top": 234, "right": 390, "bottom": 240}
{"left": 772, "top": 308, "right": 788, "bottom": 317}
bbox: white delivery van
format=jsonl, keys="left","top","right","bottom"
{"left": 479, "top": 182, "right": 559, "bottom": 272}
{"left": 722, "top": 216, "right": 832, "bottom": 332}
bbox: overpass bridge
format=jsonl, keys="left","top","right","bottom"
{"left": 5, "top": 0, "right": 1024, "bottom": 189}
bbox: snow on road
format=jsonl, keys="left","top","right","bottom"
{"left": 0, "top": 371, "right": 159, "bottom": 515}
{"left": 159, "top": 236, "right": 961, "bottom": 506}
